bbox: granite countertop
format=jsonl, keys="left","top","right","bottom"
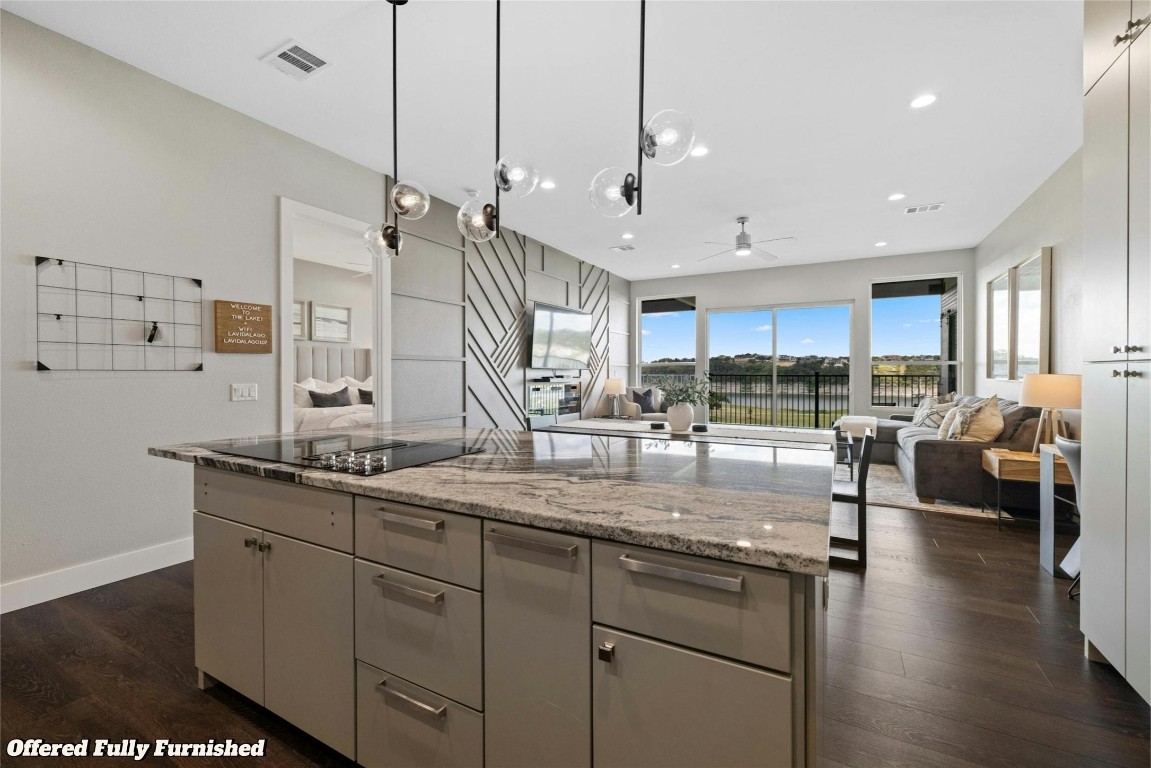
{"left": 150, "top": 423, "right": 834, "bottom": 576}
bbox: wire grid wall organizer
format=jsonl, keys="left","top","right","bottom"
{"left": 36, "top": 258, "right": 203, "bottom": 371}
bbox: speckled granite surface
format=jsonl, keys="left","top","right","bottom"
{"left": 150, "top": 424, "right": 834, "bottom": 576}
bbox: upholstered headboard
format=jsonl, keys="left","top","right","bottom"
{"left": 295, "top": 343, "right": 372, "bottom": 383}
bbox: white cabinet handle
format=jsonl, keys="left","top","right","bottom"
{"left": 485, "top": 529, "right": 578, "bottom": 558}
{"left": 618, "top": 553, "right": 744, "bottom": 593}
{"left": 371, "top": 573, "right": 444, "bottom": 604}
{"left": 376, "top": 506, "right": 444, "bottom": 532}
{"left": 375, "top": 679, "right": 447, "bottom": 719}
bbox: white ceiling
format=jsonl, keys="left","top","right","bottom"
{"left": 292, "top": 216, "right": 372, "bottom": 273}
{"left": 3, "top": 0, "right": 1083, "bottom": 281}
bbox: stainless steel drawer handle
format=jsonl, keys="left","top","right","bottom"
{"left": 376, "top": 507, "right": 445, "bottom": 532}
{"left": 485, "top": 530, "right": 578, "bottom": 558}
{"left": 375, "top": 680, "right": 447, "bottom": 719}
{"left": 371, "top": 573, "right": 445, "bottom": 604}
{"left": 617, "top": 554, "right": 744, "bottom": 593}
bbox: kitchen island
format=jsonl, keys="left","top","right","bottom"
{"left": 151, "top": 423, "right": 834, "bottom": 768}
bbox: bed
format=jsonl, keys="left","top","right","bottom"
{"left": 293, "top": 344, "right": 376, "bottom": 431}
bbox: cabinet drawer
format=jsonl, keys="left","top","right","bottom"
{"left": 194, "top": 467, "right": 353, "bottom": 552}
{"left": 357, "top": 661, "right": 483, "bottom": 768}
{"left": 355, "top": 497, "right": 481, "bottom": 589}
{"left": 592, "top": 541, "right": 792, "bottom": 672}
{"left": 355, "top": 559, "right": 483, "bottom": 710}
{"left": 592, "top": 626, "right": 792, "bottom": 768}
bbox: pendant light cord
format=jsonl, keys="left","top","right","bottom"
{"left": 495, "top": 0, "right": 501, "bottom": 238}
{"left": 636, "top": 0, "right": 646, "bottom": 216}
{"left": 392, "top": 0, "right": 399, "bottom": 231}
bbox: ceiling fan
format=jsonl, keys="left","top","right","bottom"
{"left": 698, "top": 217, "right": 795, "bottom": 262}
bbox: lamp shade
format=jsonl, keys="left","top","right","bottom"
{"left": 1020, "top": 374, "right": 1082, "bottom": 409}
{"left": 604, "top": 378, "right": 627, "bottom": 396}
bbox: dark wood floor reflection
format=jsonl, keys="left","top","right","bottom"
{"left": 2, "top": 506, "right": 1147, "bottom": 767}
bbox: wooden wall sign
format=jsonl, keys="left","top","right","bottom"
{"left": 214, "top": 300, "right": 272, "bottom": 353}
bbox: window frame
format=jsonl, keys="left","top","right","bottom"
{"left": 984, "top": 247, "right": 1051, "bottom": 381}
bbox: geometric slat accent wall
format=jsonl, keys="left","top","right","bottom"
{"left": 579, "top": 260, "right": 611, "bottom": 418}
{"left": 465, "top": 230, "right": 529, "bottom": 430}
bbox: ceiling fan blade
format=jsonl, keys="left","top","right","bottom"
{"left": 751, "top": 236, "right": 796, "bottom": 244}
{"left": 703, "top": 241, "right": 731, "bottom": 246}
{"left": 698, "top": 248, "right": 735, "bottom": 262}
{"left": 752, "top": 247, "right": 780, "bottom": 262}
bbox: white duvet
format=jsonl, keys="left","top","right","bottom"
{"left": 294, "top": 404, "right": 377, "bottom": 432}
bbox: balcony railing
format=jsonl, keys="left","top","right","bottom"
{"left": 637, "top": 371, "right": 945, "bottom": 428}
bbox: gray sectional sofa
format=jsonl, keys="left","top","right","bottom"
{"left": 848, "top": 396, "right": 1043, "bottom": 509}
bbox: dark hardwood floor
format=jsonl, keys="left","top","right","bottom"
{"left": 2, "top": 505, "right": 1147, "bottom": 767}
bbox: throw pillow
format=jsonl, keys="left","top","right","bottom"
{"left": 630, "top": 388, "right": 656, "bottom": 414}
{"left": 937, "top": 404, "right": 966, "bottom": 439}
{"left": 309, "top": 387, "right": 352, "bottom": 408}
{"left": 944, "top": 401, "right": 984, "bottom": 440}
{"left": 956, "top": 394, "right": 1004, "bottom": 442}
{"left": 358, "top": 388, "right": 373, "bottom": 405}
{"left": 338, "top": 376, "right": 366, "bottom": 404}
{"left": 912, "top": 396, "right": 957, "bottom": 428}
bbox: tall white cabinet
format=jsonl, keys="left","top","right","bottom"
{"left": 1080, "top": 0, "right": 1151, "bottom": 705}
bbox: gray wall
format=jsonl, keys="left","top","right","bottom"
{"left": 973, "top": 150, "right": 1083, "bottom": 401}
{"left": 629, "top": 248, "right": 977, "bottom": 417}
{"left": 294, "top": 259, "right": 374, "bottom": 350}
{"left": 0, "top": 13, "right": 385, "bottom": 594}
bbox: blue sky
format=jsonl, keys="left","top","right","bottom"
{"left": 640, "top": 296, "right": 942, "bottom": 362}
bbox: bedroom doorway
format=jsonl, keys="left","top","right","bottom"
{"left": 278, "top": 199, "right": 392, "bottom": 431}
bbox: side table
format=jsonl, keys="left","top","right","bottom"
{"left": 981, "top": 448, "right": 1073, "bottom": 530}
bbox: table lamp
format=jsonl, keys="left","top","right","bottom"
{"left": 604, "top": 378, "right": 627, "bottom": 419}
{"left": 1020, "top": 373, "right": 1081, "bottom": 454}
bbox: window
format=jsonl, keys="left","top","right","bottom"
{"left": 986, "top": 248, "right": 1050, "bottom": 380}
{"left": 707, "top": 304, "right": 850, "bottom": 428}
{"left": 871, "top": 276, "right": 960, "bottom": 407}
{"left": 639, "top": 296, "right": 696, "bottom": 387}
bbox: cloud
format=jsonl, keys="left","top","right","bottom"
{"left": 902, "top": 323, "right": 913, "bottom": 328}
{"left": 641, "top": 329, "right": 651, "bottom": 336}
{"left": 800, "top": 338, "right": 814, "bottom": 345}
{"left": 754, "top": 324, "right": 773, "bottom": 332}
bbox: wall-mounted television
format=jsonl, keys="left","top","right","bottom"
{"left": 530, "top": 303, "right": 592, "bottom": 370}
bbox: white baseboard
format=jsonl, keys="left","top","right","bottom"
{"left": 0, "top": 537, "right": 193, "bottom": 614}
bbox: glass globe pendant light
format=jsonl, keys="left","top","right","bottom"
{"left": 588, "top": 0, "right": 695, "bottom": 217}
{"left": 457, "top": 190, "right": 498, "bottom": 243}
{"left": 364, "top": 0, "right": 427, "bottom": 259}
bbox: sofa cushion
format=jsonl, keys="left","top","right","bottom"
{"left": 912, "top": 396, "right": 957, "bottom": 428}
{"left": 629, "top": 388, "right": 657, "bottom": 414}
{"left": 895, "top": 427, "right": 940, "bottom": 464}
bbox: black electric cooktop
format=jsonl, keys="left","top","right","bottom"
{"left": 211, "top": 434, "right": 482, "bottom": 476}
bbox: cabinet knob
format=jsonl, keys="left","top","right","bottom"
{"left": 1115, "top": 33, "right": 1132, "bottom": 46}
{"left": 1112, "top": 345, "right": 1124, "bottom": 354}
{"left": 1125, "top": 345, "right": 1143, "bottom": 353}
{"left": 243, "top": 537, "right": 258, "bottom": 548}
{"left": 257, "top": 541, "right": 272, "bottom": 553}
{"left": 1113, "top": 369, "right": 1124, "bottom": 377}
{"left": 1124, "top": 370, "right": 1142, "bottom": 378}
{"left": 598, "top": 641, "right": 615, "bottom": 663}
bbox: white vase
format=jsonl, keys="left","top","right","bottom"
{"left": 666, "top": 402, "right": 694, "bottom": 431}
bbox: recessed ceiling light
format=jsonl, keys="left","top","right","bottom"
{"left": 690, "top": 146, "right": 709, "bottom": 157}
{"left": 910, "top": 94, "right": 937, "bottom": 109}
{"left": 539, "top": 180, "right": 556, "bottom": 190}
{"left": 621, "top": 232, "right": 634, "bottom": 240}
{"left": 887, "top": 193, "right": 906, "bottom": 201}
{"left": 671, "top": 264, "right": 681, "bottom": 269}
{"left": 875, "top": 241, "right": 888, "bottom": 247}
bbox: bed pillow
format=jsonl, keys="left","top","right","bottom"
{"left": 309, "top": 387, "right": 352, "bottom": 408}
{"left": 337, "top": 376, "right": 368, "bottom": 404}
{"left": 912, "top": 395, "right": 957, "bottom": 428}
{"left": 630, "top": 388, "right": 656, "bottom": 414}
{"left": 358, "top": 388, "right": 373, "bottom": 405}
{"left": 293, "top": 378, "right": 342, "bottom": 409}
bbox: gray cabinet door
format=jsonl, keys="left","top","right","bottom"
{"left": 1125, "top": 361, "right": 1150, "bottom": 701}
{"left": 483, "top": 523, "right": 590, "bottom": 768}
{"left": 1130, "top": 29, "right": 1150, "bottom": 359}
{"left": 263, "top": 533, "right": 355, "bottom": 758}
{"left": 1083, "top": 46, "right": 1131, "bottom": 363}
{"left": 1081, "top": 363, "right": 1130, "bottom": 672}
{"left": 193, "top": 512, "right": 263, "bottom": 705}
{"left": 592, "top": 626, "right": 792, "bottom": 768}
{"left": 1084, "top": 0, "right": 1133, "bottom": 94}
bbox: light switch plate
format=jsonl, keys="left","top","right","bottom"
{"left": 230, "top": 383, "right": 258, "bottom": 402}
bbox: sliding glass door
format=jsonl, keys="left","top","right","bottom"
{"left": 707, "top": 304, "right": 850, "bottom": 428}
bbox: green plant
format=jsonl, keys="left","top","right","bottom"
{"left": 656, "top": 376, "right": 710, "bottom": 407}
